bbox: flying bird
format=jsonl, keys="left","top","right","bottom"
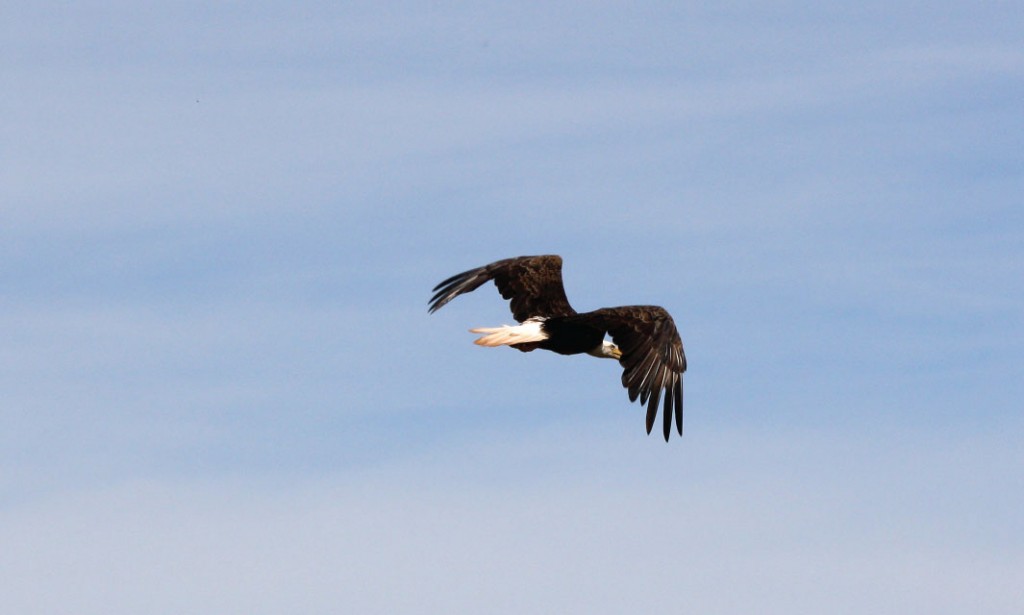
{"left": 428, "top": 255, "right": 687, "bottom": 440}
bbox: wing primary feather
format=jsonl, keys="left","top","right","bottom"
{"left": 631, "top": 351, "right": 659, "bottom": 404}
{"left": 674, "top": 378, "right": 683, "bottom": 436}
{"left": 428, "top": 267, "right": 489, "bottom": 313}
{"left": 645, "top": 385, "right": 662, "bottom": 436}
{"left": 635, "top": 349, "right": 658, "bottom": 380}
{"left": 627, "top": 383, "right": 641, "bottom": 403}
{"left": 662, "top": 381, "right": 673, "bottom": 441}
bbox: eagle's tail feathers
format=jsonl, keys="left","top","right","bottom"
{"left": 469, "top": 318, "right": 548, "bottom": 347}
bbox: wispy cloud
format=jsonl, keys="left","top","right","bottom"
{"left": 2, "top": 424, "right": 1020, "bottom": 614}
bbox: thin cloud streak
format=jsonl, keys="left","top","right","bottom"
{"left": 1, "top": 424, "right": 1020, "bottom": 614}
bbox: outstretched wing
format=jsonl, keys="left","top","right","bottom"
{"left": 586, "top": 306, "right": 687, "bottom": 441}
{"left": 428, "top": 255, "right": 576, "bottom": 321}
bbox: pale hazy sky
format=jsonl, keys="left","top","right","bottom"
{"left": 3, "top": 2, "right": 1023, "bottom": 613}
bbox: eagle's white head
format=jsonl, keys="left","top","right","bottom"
{"left": 588, "top": 340, "right": 623, "bottom": 360}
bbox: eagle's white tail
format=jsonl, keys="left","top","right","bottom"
{"left": 469, "top": 318, "right": 548, "bottom": 347}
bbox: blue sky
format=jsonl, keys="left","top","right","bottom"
{"left": 3, "top": 2, "right": 1023, "bottom": 612}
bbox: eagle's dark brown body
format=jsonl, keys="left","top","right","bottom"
{"left": 517, "top": 315, "right": 606, "bottom": 355}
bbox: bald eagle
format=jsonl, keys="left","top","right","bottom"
{"left": 429, "top": 255, "right": 687, "bottom": 440}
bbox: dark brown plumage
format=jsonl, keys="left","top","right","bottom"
{"left": 429, "top": 255, "right": 687, "bottom": 440}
